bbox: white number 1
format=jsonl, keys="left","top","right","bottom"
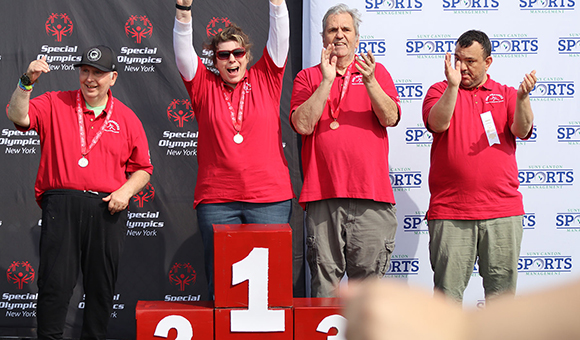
{"left": 230, "top": 247, "right": 285, "bottom": 332}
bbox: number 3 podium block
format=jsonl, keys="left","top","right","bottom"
{"left": 293, "top": 298, "right": 346, "bottom": 340}
{"left": 135, "top": 301, "right": 214, "bottom": 340}
{"left": 213, "top": 224, "right": 293, "bottom": 339}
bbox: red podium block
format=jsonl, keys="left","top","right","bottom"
{"left": 136, "top": 301, "right": 214, "bottom": 340}
{"left": 213, "top": 224, "right": 293, "bottom": 309}
{"left": 214, "top": 307, "right": 293, "bottom": 340}
{"left": 293, "top": 298, "right": 346, "bottom": 340}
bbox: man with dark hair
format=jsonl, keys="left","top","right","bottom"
{"left": 290, "top": 3, "right": 401, "bottom": 297}
{"left": 422, "top": 30, "right": 536, "bottom": 302}
{"left": 7, "top": 45, "right": 153, "bottom": 339}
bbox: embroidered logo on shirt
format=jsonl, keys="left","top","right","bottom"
{"left": 485, "top": 93, "right": 505, "bottom": 104}
{"left": 351, "top": 74, "right": 364, "bottom": 85}
{"left": 104, "top": 120, "right": 120, "bottom": 133}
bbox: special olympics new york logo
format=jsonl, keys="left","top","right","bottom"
{"left": 206, "top": 17, "right": 231, "bottom": 37}
{"left": 167, "top": 99, "right": 195, "bottom": 128}
{"left": 7, "top": 261, "right": 35, "bottom": 289}
{"left": 169, "top": 263, "right": 197, "bottom": 291}
{"left": 45, "top": 13, "right": 74, "bottom": 42}
{"left": 125, "top": 15, "right": 153, "bottom": 44}
{"left": 132, "top": 182, "right": 155, "bottom": 208}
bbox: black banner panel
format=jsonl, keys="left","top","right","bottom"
{"left": 0, "top": 1, "right": 304, "bottom": 338}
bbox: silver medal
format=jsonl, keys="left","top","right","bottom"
{"left": 233, "top": 133, "right": 244, "bottom": 144}
{"left": 78, "top": 157, "right": 89, "bottom": 168}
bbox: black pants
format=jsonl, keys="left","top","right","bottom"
{"left": 37, "top": 190, "right": 127, "bottom": 340}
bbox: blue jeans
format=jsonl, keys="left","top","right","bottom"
{"left": 196, "top": 200, "right": 292, "bottom": 298}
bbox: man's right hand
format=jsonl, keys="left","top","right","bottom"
{"left": 26, "top": 56, "right": 50, "bottom": 84}
{"left": 321, "top": 43, "right": 337, "bottom": 84}
{"left": 444, "top": 52, "right": 461, "bottom": 88}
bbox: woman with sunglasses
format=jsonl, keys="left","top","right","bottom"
{"left": 173, "top": 0, "right": 293, "bottom": 298}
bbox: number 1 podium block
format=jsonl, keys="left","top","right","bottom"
{"left": 213, "top": 224, "right": 293, "bottom": 308}
{"left": 135, "top": 301, "right": 214, "bottom": 340}
{"left": 213, "top": 224, "right": 294, "bottom": 339}
{"left": 293, "top": 298, "right": 345, "bottom": 340}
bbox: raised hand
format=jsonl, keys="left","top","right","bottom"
{"left": 176, "top": 0, "right": 193, "bottom": 7}
{"left": 26, "top": 56, "right": 50, "bottom": 84}
{"left": 321, "top": 43, "right": 337, "bottom": 83}
{"left": 444, "top": 52, "right": 461, "bottom": 88}
{"left": 355, "top": 50, "right": 377, "bottom": 84}
{"left": 518, "top": 70, "right": 537, "bottom": 98}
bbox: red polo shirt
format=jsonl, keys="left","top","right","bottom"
{"left": 422, "top": 76, "right": 528, "bottom": 220}
{"left": 18, "top": 90, "right": 153, "bottom": 204}
{"left": 290, "top": 62, "right": 401, "bottom": 208}
{"left": 181, "top": 47, "right": 294, "bottom": 207}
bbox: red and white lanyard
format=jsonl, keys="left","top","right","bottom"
{"left": 221, "top": 80, "right": 248, "bottom": 144}
{"left": 327, "top": 62, "right": 355, "bottom": 130}
{"left": 76, "top": 90, "right": 114, "bottom": 167}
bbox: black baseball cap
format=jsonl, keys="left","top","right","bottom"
{"left": 74, "top": 45, "right": 117, "bottom": 72}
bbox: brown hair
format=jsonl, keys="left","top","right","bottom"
{"left": 204, "top": 23, "right": 253, "bottom": 65}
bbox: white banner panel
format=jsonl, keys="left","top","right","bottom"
{"left": 303, "top": 0, "right": 580, "bottom": 307}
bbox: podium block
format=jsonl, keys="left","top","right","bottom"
{"left": 215, "top": 307, "right": 293, "bottom": 340}
{"left": 293, "top": 298, "right": 346, "bottom": 340}
{"left": 135, "top": 301, "right": 214, "bottom": 340}
{"left": 213, "top": 224, "right": 293, "bottom": 308}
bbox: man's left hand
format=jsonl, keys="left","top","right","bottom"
{"left": 355, "top": 51, "right": 377, "bottom": 84}
{"left": 517, "top": 70, "right": 537, "bottom": 99}
{"left": 102, "top": 190, "right": 132, "bottom": 215}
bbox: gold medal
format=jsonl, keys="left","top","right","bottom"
{"left": 330, "top": 120, "right": 340, "bottom": 130}
{"left": 233, "top": 133, "right": 244, "bottom": 144}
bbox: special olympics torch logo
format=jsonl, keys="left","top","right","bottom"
{"left": 169, "top": 263, "right": 197, "bottom": 291}
{"left": 125, "top": 15, "right": 153, "bottom": 44}
{"left": 7, "top": 261, "right": 35, "bottom": 289}
{"left": 132, "top": 183, "right": 155, "bottom": 208}
{"left": 167, "top": 99, "right": 195, "bottom": 128}
{"left": 45, "top": 13, "right": 74, "bottom": 42}
{"left": 206, "top": 17, "right": 231, "bottom": 37}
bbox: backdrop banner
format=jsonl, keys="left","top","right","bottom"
{"left": 303, "top": 0, "right": 580, "bottom": 307}
{"left": 0, "top": 1, "right": 304, "bottom": 338}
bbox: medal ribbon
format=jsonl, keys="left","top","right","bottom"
{"left": 76, "top": 89, "right": 114, "bottom": 157}
{"left": 327, "top": 62, "right": 355, "bottom": 121}
{"left": 221, "top": 79, "right": 248, "bottom": 134}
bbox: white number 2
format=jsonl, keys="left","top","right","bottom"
{"left": 230, "top": 247, "right": 285, "bottom": 332}
{"left": 154, "top": 315, "right": 193, "bottom": 340}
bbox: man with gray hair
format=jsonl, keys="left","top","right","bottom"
{"left": 290, "top": 3, "right": 401, "bottom": 297}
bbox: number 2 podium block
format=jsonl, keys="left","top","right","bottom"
{"left": 213, "top": 223, "right": 293, "bottom": 309}
{"left": 293, "top": 298, "right": 345, "bottom": 340}
{"left": 135, "top": 301, "right": 214, "bottom": 340}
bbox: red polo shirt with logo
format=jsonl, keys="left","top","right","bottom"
{"left": 290, "top": 62, "right": 401, "bottom": 208}
{"left": 181, "top": 47, "right": 294, "bottom": 207}
{"left": 422, "top": 76, "right": 529, "bottom": 220}
{"left": 18, "top": 90, "right": 153, "bottom": 204}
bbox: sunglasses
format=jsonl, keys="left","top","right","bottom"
{"left": 216, "top": 48, "right": 247, "bottom": 60}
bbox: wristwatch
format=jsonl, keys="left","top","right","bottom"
{"left": 20, "top": 73, "right": 33, "bottom": 86}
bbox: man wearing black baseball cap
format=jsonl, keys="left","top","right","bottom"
{"left": 7, "top": 45, "right": 153, "bottom": 339}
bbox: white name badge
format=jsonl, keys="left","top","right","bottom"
{"left": 480, "top": 111, "right": 500, "bottom": 146}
